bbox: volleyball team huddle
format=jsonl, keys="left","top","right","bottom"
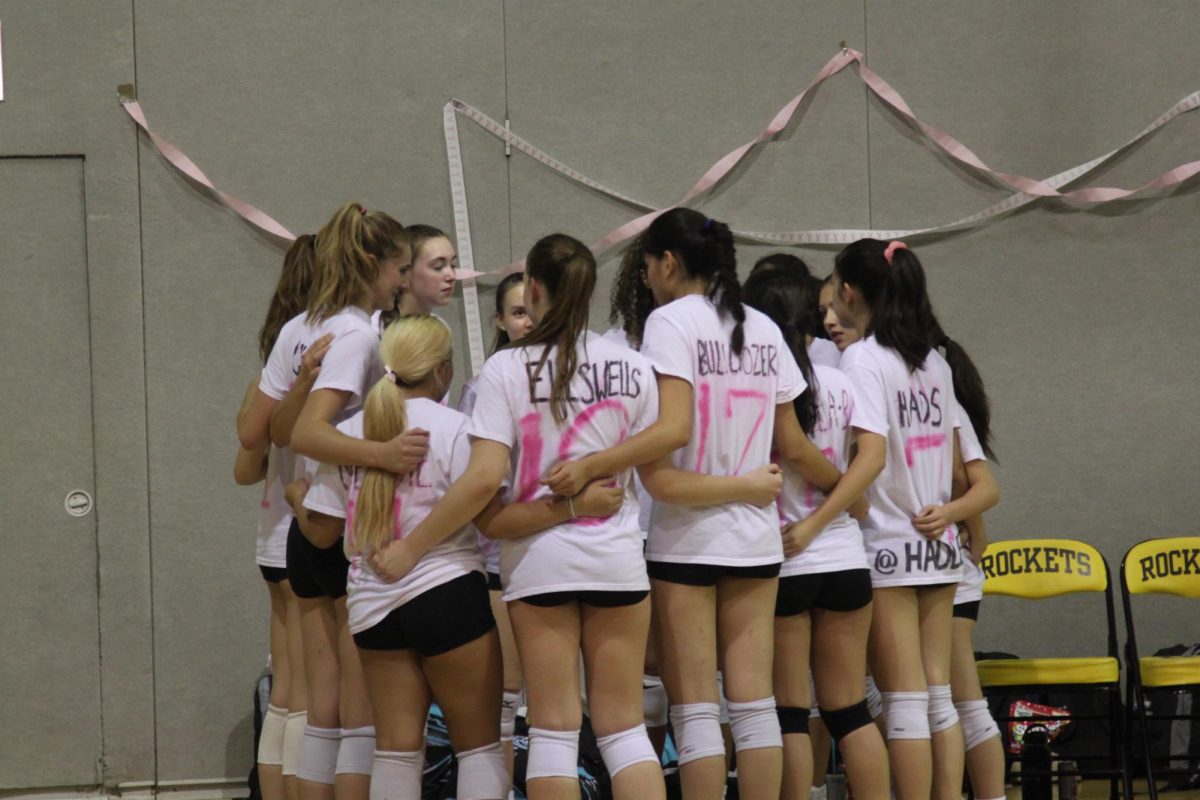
{"left": 235, "top": 202, "right": 1004, "bottom": 800}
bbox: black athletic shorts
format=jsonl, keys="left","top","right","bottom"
{"left": 353, "top": 572, "right": 496, "bottom": 656}
{"left": 519, "top": 589, "right": 649, "bottom": 608}
{"left": 486, "top": 571, "right": 502, "bottom": 592}
{"left": 953, "top": 600, "right": 981, "bottom": 621}
{"left": 647, "top": 560, "right": 781, "bottom": 587}
{"left": 259, "top": 565, "right": 288, "bottom": 584}
{"left": 776, "top": 568, "right": 873, "bottom": 616}
{"left": 286, "top": 518, "right": 349, "bottom": 600}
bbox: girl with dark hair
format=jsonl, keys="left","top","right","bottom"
{"left": 542, "top": 209, "right": 843, "bottom": 800}
{"left": 376, "top": 224, "right": 459, "bottom": 330}
{"left": 829, "top": 238, "right": 965, "bottom": 800}
{"left": 371, "top": 235, "right": 670, "bottom": 800}
{"left": 742, "top": 270, "right": 890, "bottom": 800}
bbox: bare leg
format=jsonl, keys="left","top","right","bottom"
{"left": 490, "top": 587, "right": 522, "bottom": 783}
{"left": 334, "top": 598, "right": 371, "bottom": 800}
{"left": 811, "top": 604, "right": 889, "bottom": 800}
{"left": 653, "top": 579, "right": 724, "bottom": 800}
{"left": 919, "top": 586, "right": 964, "bottom": 800}
{"left": 951, "top": 616, "right": 1005, "bottom": 799}
{"left": 508, "top": 600, "right": 583, "bottom": 800}
{"left": 773, "top": 611, "right": 813, "bottom": 800}
{"left": 869, "top": 587, "right": 930, "bottom": 800}
{"left": 581, "top": 598, "right": 666, "bottom": 800}
{"left": 718, "top": 576, "right": 782, "bottom": 800}
{"left": 299, "top": 597, "right": 339, "bottom": 800}
{"left": 359, "top": 648, "right": 430, "bottom": 799}
{"left": 260, "top": 579, "right": 290, "bottom": 800}
{"left": 284, "top": 583, "right": 307, "bottom": 800}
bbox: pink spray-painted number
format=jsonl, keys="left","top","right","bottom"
{"left": 725, "top": 388, "right": 770, "bottom": 473}
{"left": 904, "top": 433, "right": 946, "bottom": 467}
{"left": 694, "top": 382, "right": 712, "bottom": 471}
{"left": 556, "top": 399, "right": 631, "bottom": 527}
{"left": 517, "top": 412, "right": 545, "bottom": 503}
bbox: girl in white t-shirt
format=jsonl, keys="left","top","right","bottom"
{"left": 830, "top": 239, "right": 965, "bottom": 800}
{"left": 370, "top": 235, "right": 674, "bottom": 800}
{"left": 233, "top": 235, "right": 326, "bottom": 799}
{"left": 743, "top": 270, "right": 890, "bottom": 800}
{"left": 375, "top": 224, "right": 460, "bottom": 332}
{"left": 264, "top": 204, "right": 425, "bottom": 800}
{"left": 543, "top": 210, "right": 842, "bottom": 800}
{"left": 456, "top": 270, "right": 533, "bottom": 779}
{"left": 749, "top": 254, "right": 839, "bottom": 370}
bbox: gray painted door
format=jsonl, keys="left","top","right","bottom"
{"left": 0, "top": 157, "right": 103, "bottom": 787}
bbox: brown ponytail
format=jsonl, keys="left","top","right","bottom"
{"left": 308, "top": 202, "right": 408, "bottom": 322}
{"left": 258, "top": 234, "right": 316, "bottom": 363}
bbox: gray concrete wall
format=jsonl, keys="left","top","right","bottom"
{"left": 0, "top": 0, "right": 1195, "bottom": 786}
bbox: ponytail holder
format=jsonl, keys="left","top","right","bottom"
{"left": 384, "top": 366, "right": 397, "bottom": 384}
{"left": 703, "top": 217, "right": 715, "bottom": 231}
{"left": 359, "top": 206, "right": 368, "bottom": 216}
{"left": 883, "top": 240, "right": 907, "bottom": 265}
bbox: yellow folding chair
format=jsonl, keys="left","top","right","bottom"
{"left": 1120, "top": 537, "right": 1200, "bottom": 799}
{"left": 976, "top": 538, "right": 1131, "bottom": 800}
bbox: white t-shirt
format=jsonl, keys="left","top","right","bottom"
{"left": 639, "top": 295, "right": 805, "bottom": 566}
{"left": 839, "top": 336, "right": 963, "bottom": 587}
{"left": 470, "top": 331, "right": 657, "bottom": 601}
{"left": 953, "top": 403, "right": 987, "bottom": 605}
{"left": 777, "top": 365, "right": 868, "bottom": 576}
{"left": 255, "top": 445, "right": 295, "bottom": 568}
{"left": 303, "top": 400, "right": 483, "bottom": 635}
{"left": 261, "top": 307, "right": 383, "bottom": 482}
{"left": 456, "top": 375, "right": 500, "bottom": 576}
{"left": 808, "top": 337, "right": 841, "bottom": 369}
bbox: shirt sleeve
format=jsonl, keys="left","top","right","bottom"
{"left": 259, "top": 329, "right": 295, "bottom": 401}
{"left": 640, "top": 310, "right": 694, "bottom": 384}
{"left": 304, "top": 460, "right": 351, "bottom": 520}
{"left": 470, "top": 356, "right": 516, "bottom": 447}
{"left": 456, "top": 377, "right": 479, "bottom": 417}
{"left": 775, "top": 336, "right": 806, "bottom": 404}
{"left": 954, "top": 401, "right": 985, "bottom": 463}
{"left": 630, "top": 356, "right": 659, "bottom": 437}
{"left": 312, "top": 329, "right": 378, "bottom": 404}
{"left": 841, "top": 346, "right": 889, "bottom": 437}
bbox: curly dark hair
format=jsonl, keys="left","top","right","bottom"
{"left": 608, "top": 235, "right": 655, "bottom": 348}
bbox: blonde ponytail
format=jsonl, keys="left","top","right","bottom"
{"left": 308, "top": 201, "right": 409, "bottom": 322}
{"left": 352, "top": 315, "right": 453, "bottom": 556}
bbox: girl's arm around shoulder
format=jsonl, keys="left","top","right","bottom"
{"left": 772, "top": 402, "right": 841, "bottom": 492}
{"left": 293, "top": 387, "right": 429, "bottom": 474}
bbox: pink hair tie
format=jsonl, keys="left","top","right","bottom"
{"left": 359, "top": 206, "right": 368, "bottom": 216}
{"left": 883, "top": 240, "right": 907, "bottom": 265}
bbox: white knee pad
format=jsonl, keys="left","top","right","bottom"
{"left": 296, "top": 725, "right": 340, "bottom": 784}
{"left": 668, "top": 702, "right": 725, "bottom": 765}
{"left": 956, "top": 698, "right": 1001, "bottom": 751}
{"left": 927, "top": 685, "right": 958, "bottom": 734}
{"left": 864, "top": 676, "right": 883, "bottom": 720}
{"left": 500, "top": 689, "right": 521, "bottom": 742}
{"left": 526, "top": 727, "right": 579, "bottom": 780}
{"left": 258, "top": 704, "right": 287, "bottom": 766}
{"left": 456, "top": 741, "right": 508, "bottom": 800}
{"left": 881, "top": 691, "right": 930, "bottom": 741}
{"left": 370, "top": 750, "right": 422, "bottom": 800}
{"left": 282, "top": 711, "right": 307, "bottom": 776}
{"left": 727, "top": 696, "right": 783, "bottom": 752}
{"left": 597, "top": 724, "right": 658, "bottom": 778}
{"left": 642, "top": 675, "right": 669, "bottom": 728}
{"left": 335, "top": 726, "right": 376, "bottom": 776}
{"left": 716, "top": 671, "right": 730, "bottom": 725}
